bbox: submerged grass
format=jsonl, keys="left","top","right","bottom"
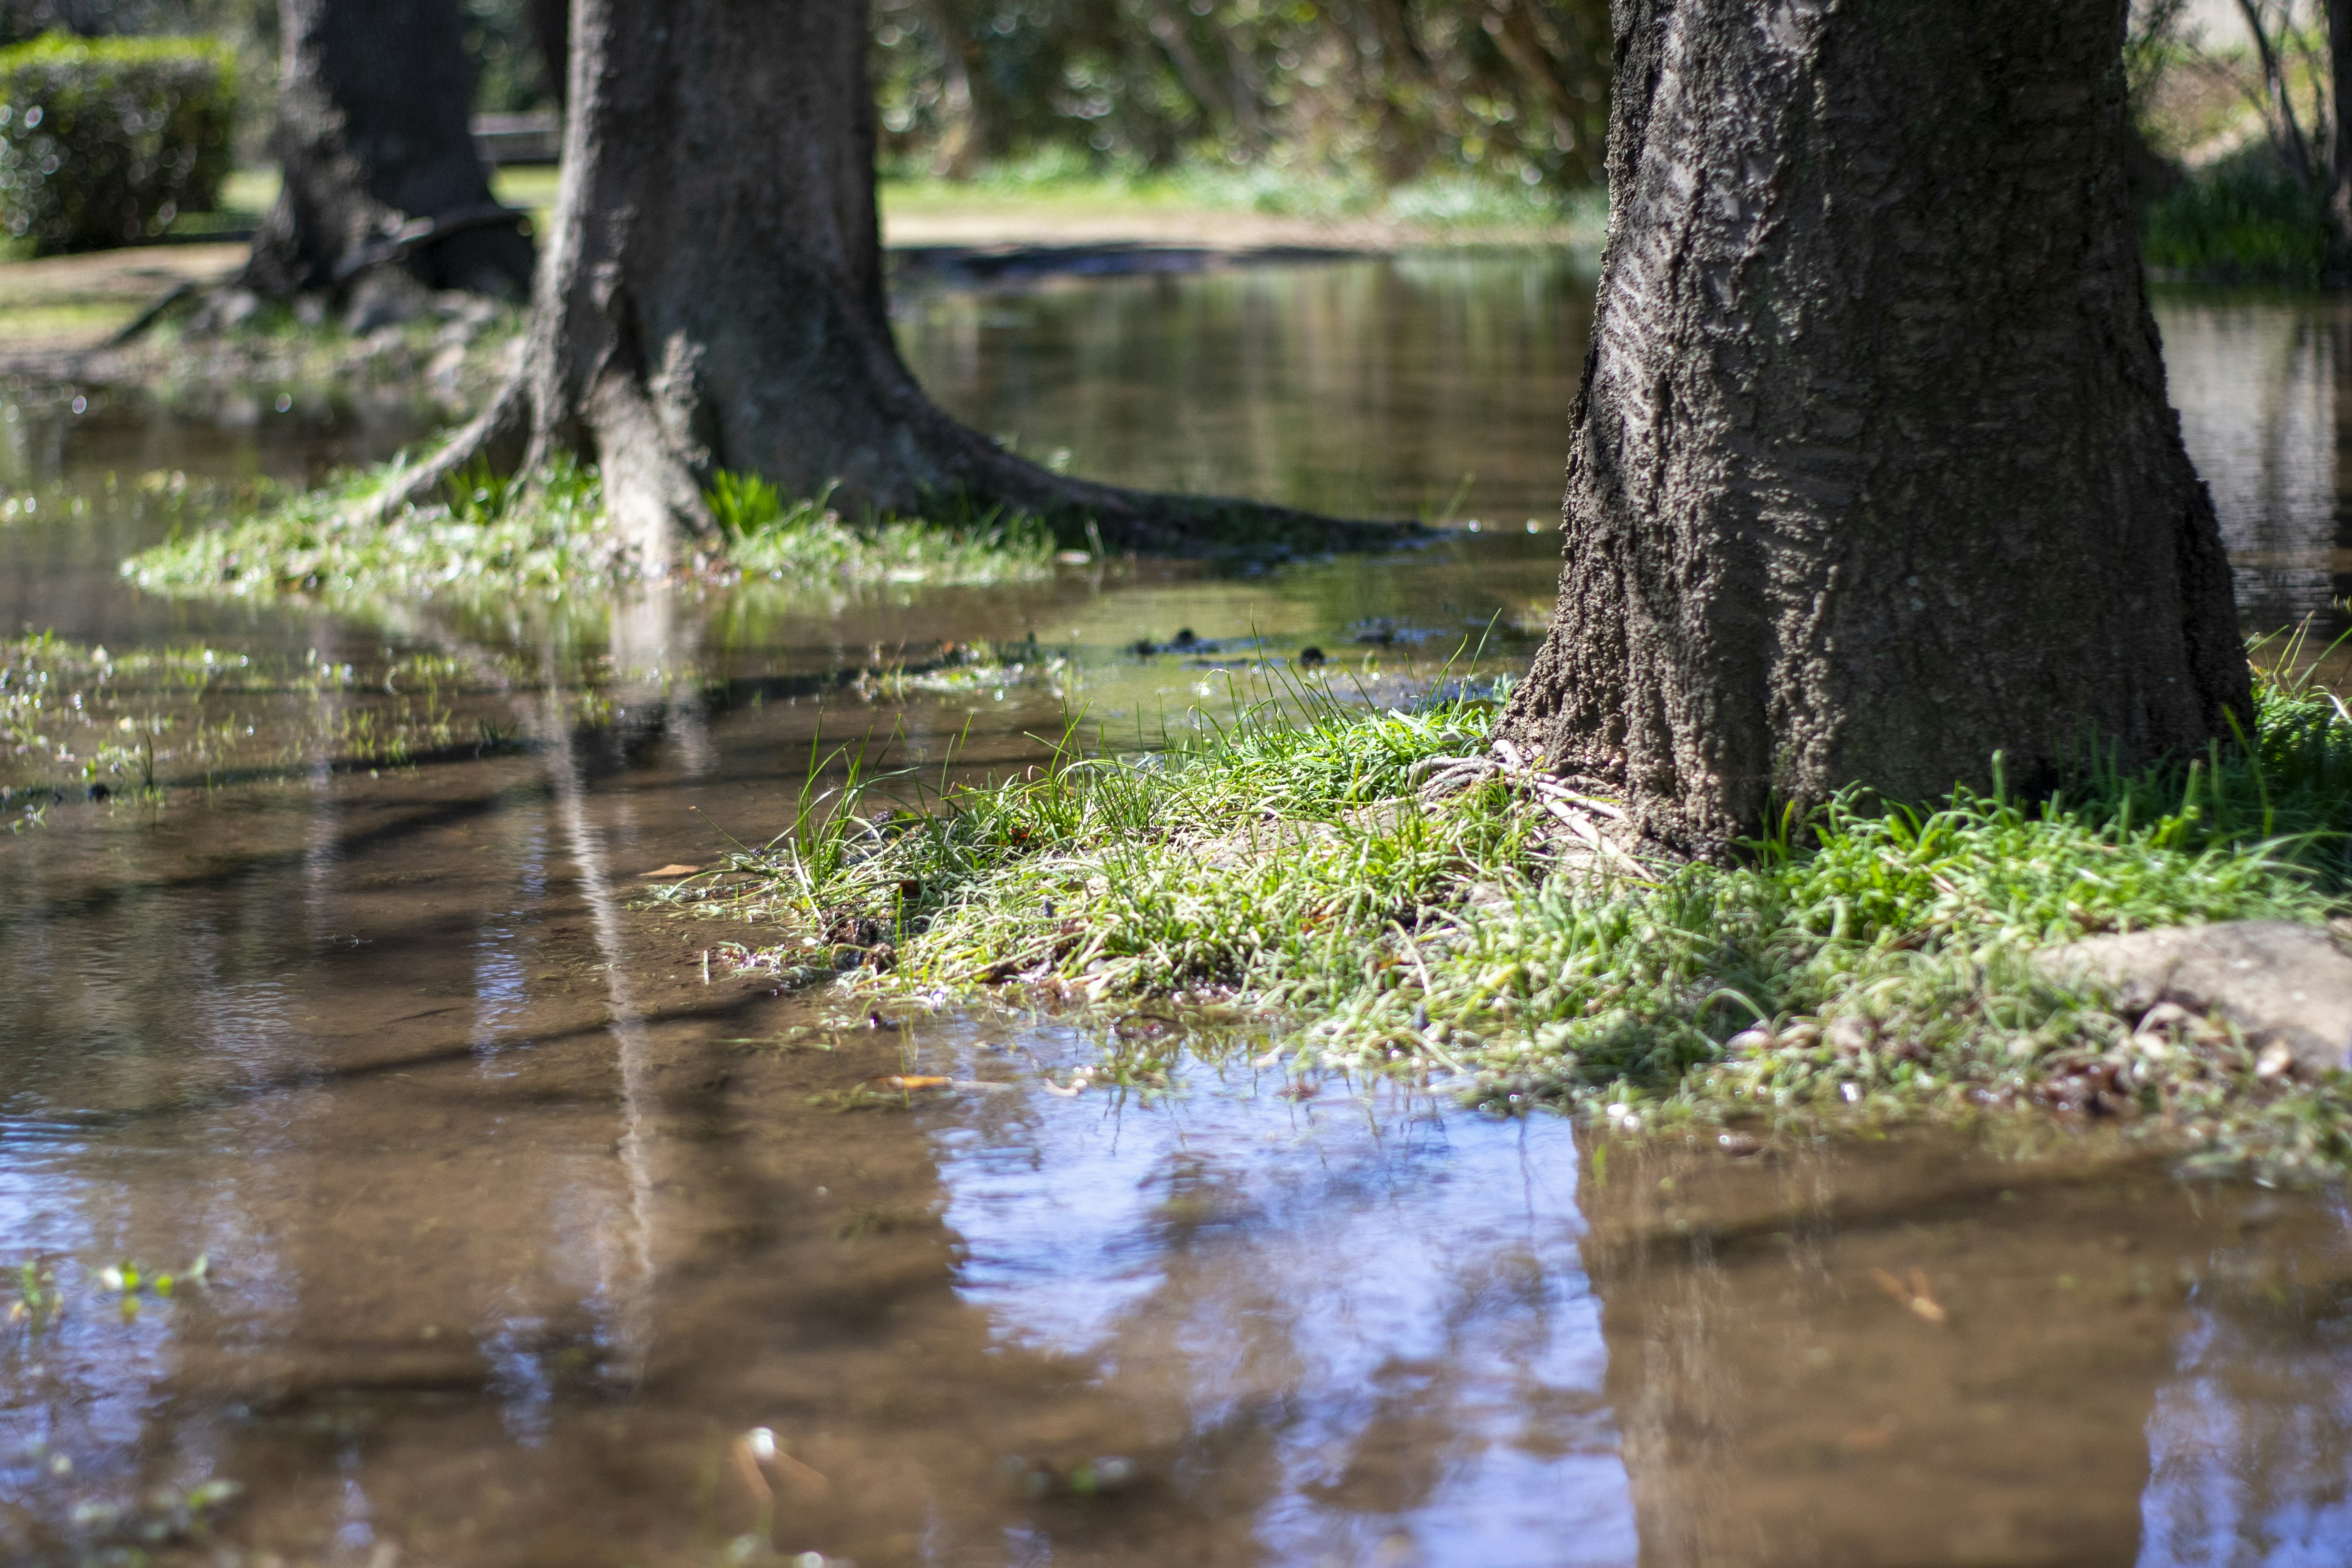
{"left": 671, "top": 650, "right": 2352, "bottom": 1180}
{"left": 121, "top": 457, "right": 1058, "bottom": 604}
{"left": 1, "top": 628, "right": 532, "bottom": 825}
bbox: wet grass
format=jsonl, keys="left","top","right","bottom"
{"left": 121, "top": 458, "right": 1059, "bottom": 605}
{"left": 669, "top": 652, "right": 2352, "bottom": 1181}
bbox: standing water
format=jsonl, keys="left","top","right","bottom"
{"left": 1, "top": 256, "right": 2349, "bottom": 1566}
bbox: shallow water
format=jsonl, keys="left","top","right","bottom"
{"left": 1, "top": 256, "right": 2350, "bottom": 1567}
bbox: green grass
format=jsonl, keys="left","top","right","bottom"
{"left": 880, "top": 151, "right": 1607, "bottom": 244}
{"left": 121, "top": 458, "right": 1059, "bottom": 605}
{"left": 666, "top": 650, "right": 2352, "bottom": 1180}
{"left": 2142, "top": 159, "right": 2337, "bottom": 286}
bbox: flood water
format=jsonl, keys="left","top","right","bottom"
{"left": 2, "top": 256, "right": 2351, "bottom": 1567}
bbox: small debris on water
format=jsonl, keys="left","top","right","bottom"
{"left": 640, "top": 864, "right": 702, "bottom": 878}
{"left": 1001, "top": 1453, "right": 1141, "bottom": 1499}
{"left": 1869, "top": 1266, "right": 1948, "bottom": 1324}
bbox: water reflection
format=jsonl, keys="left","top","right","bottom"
{"left": 2154, "top": 294, "right": 2352, "bottom": 634}
{"left": 4, "top": 260, "right": 2352, "bottom": 1564}
{"left": 2139, "top": 1219, "right": 2352, "bottom": 1568}
{"left": 1575, "top": 1136, "right": 2352, "bottom": 1568}
{"left": 922, "top": 1031, "right": 1635, "bottom": 1566}
{"left": 894, "top": 253, "right": 1590, "bottom": 525}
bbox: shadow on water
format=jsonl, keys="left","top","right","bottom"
{"left": 0, "top": 257, "right": 2348, "bottom": 1564}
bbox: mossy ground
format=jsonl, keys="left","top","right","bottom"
{"left": 121, "top": 459, "right": 1060, "bottom": 605}
{"left": 665, "top": 650, "right": 2352, "bottom": 1182}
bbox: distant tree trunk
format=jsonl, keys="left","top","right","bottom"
{"left": 391, "top": 0, "right": 1372, "bottom": 573}
{"left": 527, "top": 0, "right": 571, "bottom": 108}
{"left": 1493, "top": 0, "right": 2249, "bottom": 856}
{"left": 2329, "top": 0, "right": 2352, "bottom": 244}
{"left": 924, "top": 0, "right": 995, "bottom": 176}
{"left": 242, "top": 0, "right": 533, "bottom": 307}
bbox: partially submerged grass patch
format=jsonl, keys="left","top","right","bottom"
{"left": 121, "top": 458, "right": 1058, "bottom": 605}
{"left": 669, "top": 657, "right": 2352, "bottom": 1180}
{"left": 2, "top": 628, "right": 529, "bottom": 824}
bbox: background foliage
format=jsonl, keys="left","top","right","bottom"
{"left": 871, "top": 0, "right": 1611, "bottom": 189}
{"left": 0, "top": 31, "right": 232, "bottom": 252}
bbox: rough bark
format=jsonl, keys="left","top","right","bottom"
{"left": 1493, "top": 0, "right": 2250, "bottom": 856}
{"left": 242, "top": 0, "right": 533, "bottom": 306}
{"left": 394, "top": 0, "right": 1389, "bottom": 575}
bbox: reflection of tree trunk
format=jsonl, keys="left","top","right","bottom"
{"left": 242, "top": 0, "right": 533, "bottom": 306}
{"left": 1577, "top": 1134, "right": 2208, "bottom": 1565}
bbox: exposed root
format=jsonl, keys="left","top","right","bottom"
{"left": 1416, "top": 739, "right": 1647, "bottom": 875}
{"left": 350, "top": 374, "right": 531, "bottom": 524}
{"left": 105, "top": 278, "right": 208, "bottom": 349}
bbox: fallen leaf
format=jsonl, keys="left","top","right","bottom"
{"left": 640, "top": 864, "right": 702, "bottom": 878}
{"left": 875, "top": 1075, "right": 952, "bottom": 1090}
{"left": 1870, "top": 1265, "right": 1948, "bottom": 1324}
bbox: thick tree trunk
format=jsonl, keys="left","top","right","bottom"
{"left": 404, "top": 0, "right": 1382, "bottom": 574}
{"left": 242, "top": 0, "right": 533, "bottom": 307}
{"left": 1493, "top": 0, "right": 2250, "bottom": 856}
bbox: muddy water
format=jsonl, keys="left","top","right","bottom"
{"left": 1, "top": 257, "right": 2350, "bottom": 1566}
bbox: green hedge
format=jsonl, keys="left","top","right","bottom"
{"left": 0, "top": 34, "right": 234, "bottom": 255}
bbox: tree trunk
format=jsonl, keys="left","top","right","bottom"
{"left": 242, "top": 0, "right": 533, "bottom": 308}
{"left": 401, "top": 0, "right": 1381, "bottom": 574}
{"left": 527, "top": 0, "right": 571, "bottom": 110}
{"left": 1493, "top": 0, "right": 2249, "bottom": 856}
{"left": 2328, "top": 0, "right": 2352, "bottom": 247}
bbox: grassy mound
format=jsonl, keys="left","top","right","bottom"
{"left": 121, "top": 459, "right": 1059, "bottom": 603}
{"left": 670, "top": 655, "right": 2352, "bottom": 1180}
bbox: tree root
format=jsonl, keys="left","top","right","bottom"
{"left": 1417, "top": 739, "right": 1647, "bottom": 873}
{"left": 351, "top": 374, "right": 531, "bottom": 524}
{"left": 106, "top": 279, "right": 209, "bottom": 349}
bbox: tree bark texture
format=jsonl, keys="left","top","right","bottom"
{"left": 420, "top": 0, "right": 1384, "bottom": 572}
{"left": 1493, "top": 0, "right": 2250, "bottom": 856}
{"left": 243, "top": 0, "right": 533, "bottom": 303}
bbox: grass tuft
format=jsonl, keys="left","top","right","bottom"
{"left": 671, "top": 651, "right": 2352, "bottom": 1180}
{"left": 120, "top": 456, "right": 1057, "bottom": 603}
